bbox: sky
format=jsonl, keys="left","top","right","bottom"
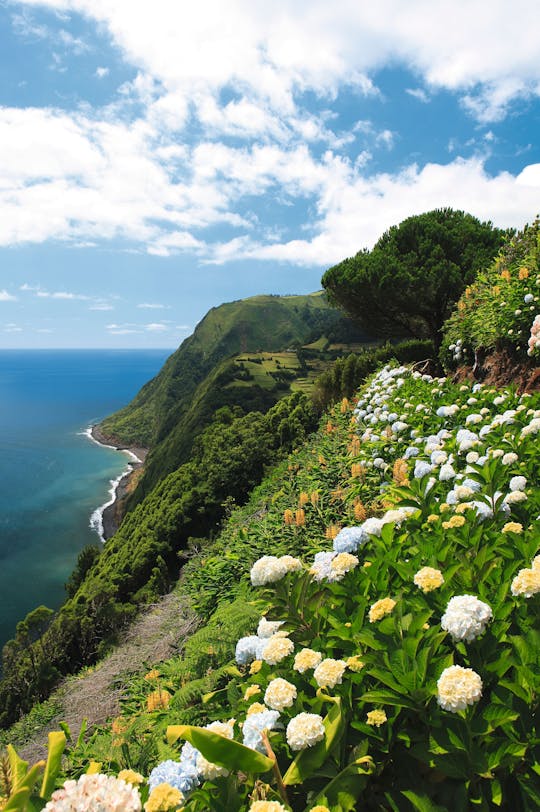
{"left": 0, "top": 1, "right": 539, "bottom": 348}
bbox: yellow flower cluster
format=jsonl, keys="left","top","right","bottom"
{"left": 250, "top": 660, "right": 262, "bottom": 675}
{"left": 146, "top": 689, "right": 171, "bottom": 712}
{"left": 502, "top": 522, "right": 523, "bottom": 534}
{"left": 249, "top": 802, "right": 286, "bottom": 812}
{"left": 366, "top": 709, "right": 387, "bottom": 727}
{"left": 413, "top": 566, "right": 444, "bottom": 593}
{"left": 244, "top": 684, "right": 261, "bottom": 700}
{"left": 346, "top": 655, "right": 365, "bottom": 672}
{"left": 144, "top": 669, "right": 161, "bottom": 681}
{"left": 117, "top": 770, "right": 144, "bottom": 786}
{"left": 442, "top": 514, "right": 466, "bottom": 529}
{"left": 511, "top": 567, "right": 540, "bottom": 597}
{"left": 144, "top": 783, "right": 184, "bottom": 812}
{"left": 330, "top": 552, "right": 359, "bottom": 579}
{"left": 246, "top": 702, "right": 266, "bottom": 716}
{"left": 368, "top": 597, "right": 396, "bottom": 623}
{"left": 293, "top": 648, "right": 322, "bottom": 673}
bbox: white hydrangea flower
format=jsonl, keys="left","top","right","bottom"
{"left": 286, "top": 713, "right": 325, "bottom": 750}
{"left": 313, "top": 658, "right": 347, "bottom": 689}
{"left": 44, "top": 774, "right": 142, "bottom": 812}
{"left": 437, "top": 665, "right": 483, "bottom": 712}
{"left": 441, "top": 595, "right": 492, "bottom": 642}
{"left": 509, "top": 475, "right": 527, "bottom": 491}
{"left": 264, "top": 678, "right": 297, "bottom": 711}
{"left": 439, "top": 463, "right": 456, "bottom": 481}
{"left": 261, "top": 635, "right": 294, "bottom": 665}
{"left": 504, "top": 490, "right": 527, "bottom": 504}
{"left": 502, "top": 452, "right": 518, "bottom": 465}
{"left": 257, "top": 617, "right": 284, "bottom": 638}
{"left": 250, "top": 555, "right": 301, "bottom": 586}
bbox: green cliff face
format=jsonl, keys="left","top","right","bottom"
{"left": 99, "top": 291, "right": 373, "bottom": 504}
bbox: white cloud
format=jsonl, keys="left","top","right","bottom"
{"left": 145, "top": 322, "right": 168, "bottom": 332}
{"left": 89, "top": 302, "right": 114, "bottom": 310}
{"left": 12, "top": 0, "right": 540, "bottom": 123}
{"left": 95, "top": 66, "right": 109, "bottom": 78}
{"left": 4, "top": 323, "right": 22, "bottom": 332}
{"left": 137, "top": 302, "right": 167, "bottom": 309}
{"left": 406, "top": 87, "right": 430, "bottom": 103}
{"left": 206, "top": 158, "right": 540, "bottom": 266}
{"left": 2, "top": 0, "right": 540, "bottom": 269}
{"left": 0, "top": 290, "right": 17, "bottom": 301}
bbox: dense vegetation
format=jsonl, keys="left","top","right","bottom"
{"left": 99, "top": 293, "right": 373, "bottom": 505}
{"left": 441, "top": 218, "right": 540, "bottom": 369}
{"left": 3, "top": 364, "right": 539, "bottom": 810}
{"left": 322, "top": 209, "right": 507, "bottom": 348}
{"left": 0, "top": 393, "right": 317, "bottom": 727}
{"left": 1, "top": 212, "right": 539, "bottom": 812}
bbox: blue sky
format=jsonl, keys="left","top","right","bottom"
{"left": 0, "top": 0, "right": 539, "bottom": 348}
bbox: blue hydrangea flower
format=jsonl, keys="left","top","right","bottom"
{"left": 235, "top": 635, "right": 260, "bottom": 665}
{"left": 333, "top": 526, "right": 367, "bottom": 553}
{"left": 242, "top": 710, "right": 280, "bottom": 752}
{"left": 148, "top": 752, "right": 200, "bottom": 795}
{"left": 414, "top": 460, "right": 434, "bottom": 479}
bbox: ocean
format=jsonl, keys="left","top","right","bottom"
{"left": 0, "top": 349, "right": 171, "bottom": 652}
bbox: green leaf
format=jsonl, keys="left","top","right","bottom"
{"left": 283, "top": 697, "right": 344, "bottom": 786}
{"left": 3, "top": 786, "right": 32, "bottom": 811}
{"left": 6, "top": 746, "right": 29, "bottom": 792}
{"left": 481, "top": 705, "right": 519, "bottom": 732}
{"left": 166, "top": 725, "right": 273, "bottom": 774}
{"left": 75, "top": 719, "right": 87, "bottom": 749}
{"left": 360, "top": 689, "right": 419, "bottom": 710}
{"left": 40, "top": 731, "right": 67, "bottom": 801}
{"left": 401, "top": 790, "right": 447, "bottom": 811}
{"left": 309, "top": 756, "right": 375, "bottom": 811}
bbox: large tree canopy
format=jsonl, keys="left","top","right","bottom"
{"left": 321, "top": 208, "right": 508, "bottom": 348}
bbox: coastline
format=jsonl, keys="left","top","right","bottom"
{"left": 86, "top": 425, "right": 149, "bottom": 542}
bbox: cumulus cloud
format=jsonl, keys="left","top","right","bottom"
{"left": 2, "top": 0, "right": 540, "bottom": 267}
{"left": 13, "top": 0, "right": 540, "bottom": 121}
{"left": 0, "top": 290, "right": 17, "bottom": 301}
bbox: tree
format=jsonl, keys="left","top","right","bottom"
{"left": 322, "top": 209, "right": 508, "bottom": 348}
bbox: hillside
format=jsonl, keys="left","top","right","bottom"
{"left": 99, "top": 292, "right": 375, "bottom": 503}
{"left": 4, "top": 364, "right": 539, "bottom": 811}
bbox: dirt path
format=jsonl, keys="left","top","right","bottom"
{"left": 18, "top": 592, "right": 199, "bottom": 763}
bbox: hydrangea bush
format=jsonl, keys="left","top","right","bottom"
{"left": 3, "top": 364, "right": 540, "bottom": 811}
{"left": 441, "top": 218, "right": 540, "bottom": 366}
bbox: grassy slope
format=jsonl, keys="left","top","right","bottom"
{"left": 101, "top": 292, "right": 376, "bottom": 504}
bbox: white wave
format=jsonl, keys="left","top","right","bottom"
{"left": 89, "top": 464, "right": 133, "bottom": 543}
{"left": 83, "top": 423, "right": 142, "bottom": 543}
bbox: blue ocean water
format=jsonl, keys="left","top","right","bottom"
{"left": 0, "top": 349, "right": 171, "bottom": 651}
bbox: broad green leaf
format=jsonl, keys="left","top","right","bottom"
{"left": 401, "top": 789, "right": 447, "bottom": 811}
{"left": 309, "top": 756, "right": 375, "bottom": 811}
{"left": 481, "top": 705, "right": 519, "bottom": 732}
{"left": 6, "top": 745, "right": 29, "bottom": 791}
{"left": 283, "top": 697, "right": 344, "bottom": 786}
{"left": 40, "top": 731, "right": 67, "bottom": 800}
{"left": 360, "top": 689, "right": 418, "bottom": 710}
{"left": 3, "top": 786, "right": 32, "bottom": 811}
{"left": 166, "top": 725, "right": 273, "bottom": 774}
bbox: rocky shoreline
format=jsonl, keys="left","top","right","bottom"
{"left": 89, "top": 426, "right": 149, "bottom": 540}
